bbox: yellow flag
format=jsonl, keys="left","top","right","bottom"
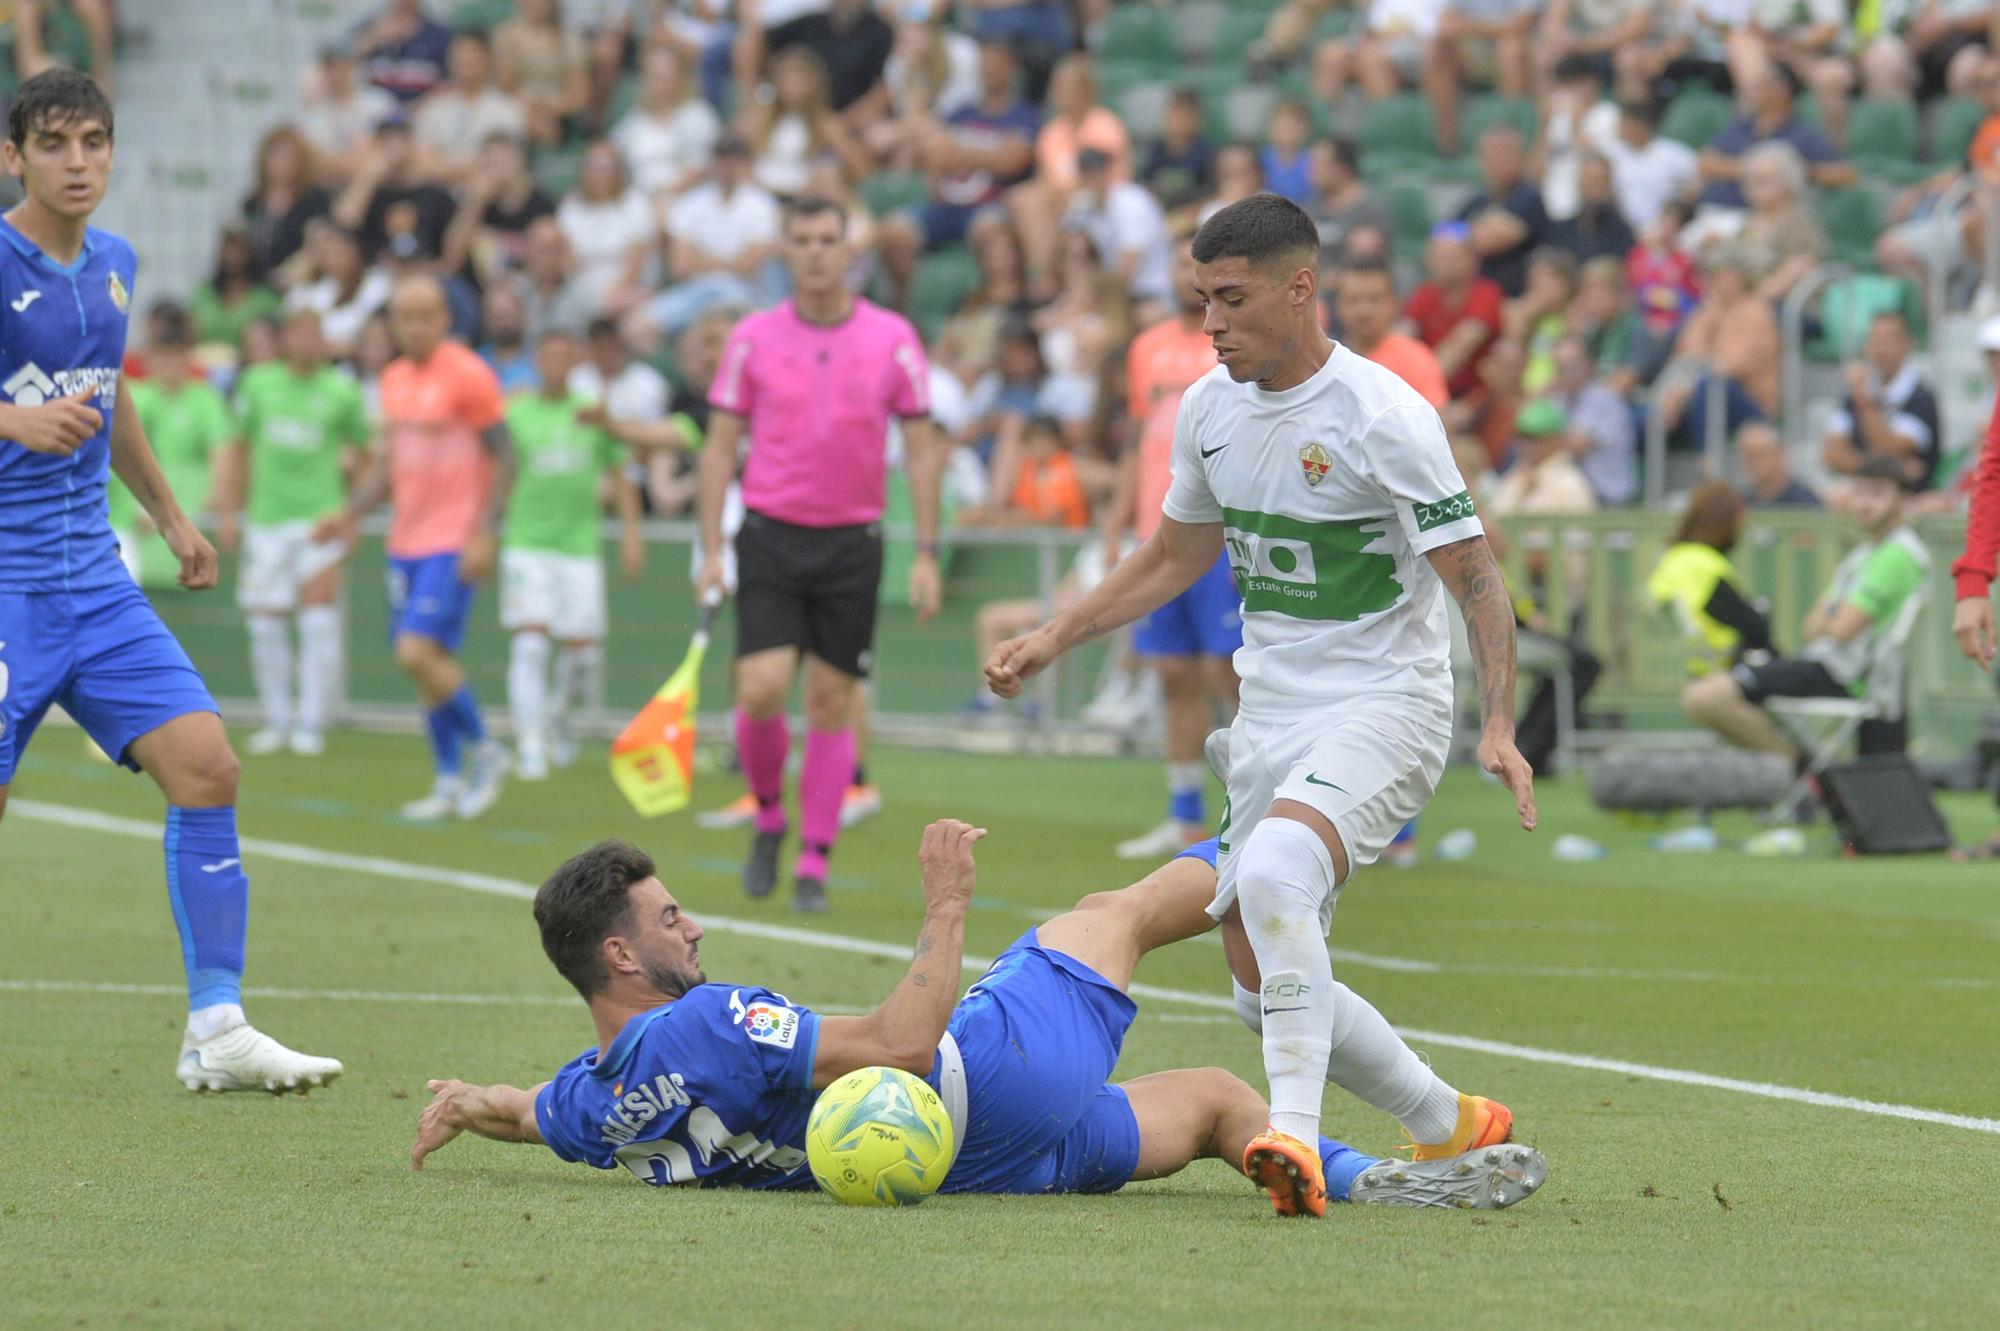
{"left": 609, "top": 600, "right": 718, "bottom": 816}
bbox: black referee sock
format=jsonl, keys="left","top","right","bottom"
{"left": 852, "top": 764, "right": 868, "bottom": 787}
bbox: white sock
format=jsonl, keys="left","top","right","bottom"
{"left": 247, "top": 615, "right": 293, "bottom": 734}
{"left": 297, "top": 606, "right": 342, "bottom": 736}
{"left": 187, "top": 1001, "right": 246, "bottom": 1043}
{"left": 1236, "top": 817, "right": 1341, "bottom": 1143}
{"left": 1232, "top": 979, "right": 1262, "bottom": 1035}
{"left": 555, "top": 641, "right": 605, "bottom": 723}
{"left": 1320, "top": 976, "right": 1464, "bottom": 1144}
{"left": 509, "top": 631, "right": 553, "bottom": 758}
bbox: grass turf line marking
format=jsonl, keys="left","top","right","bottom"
{"left": 0, "top": 979, "right": 883, "bottom": 1012}
{"left": 17, "top": 798, "right": 2000, "bottom": 1137}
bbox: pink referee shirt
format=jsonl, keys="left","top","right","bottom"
{"left": 708, "top": 298, "right": 931, "bottom": 529}
{"left": 378, "top": 341, "right": 508, "bottom": 558}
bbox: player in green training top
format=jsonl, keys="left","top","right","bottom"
{"left": 501, "top": 328, "right": 645, "bottom": 780}
{"left": 214, "top": 307, "right": 371, "bottom": 757}
{"left": 114, "top": 304, "right": 233, "bottom": 587}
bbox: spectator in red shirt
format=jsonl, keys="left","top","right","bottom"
{"left": 1401, "top": 222, "right": 1503, "bottom": 400}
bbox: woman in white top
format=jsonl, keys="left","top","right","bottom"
{"left": 555, "top": 139, "right": 658, "bottom": 313}
{"left": 739, "top": 46, "right": 871, "bottom": 196}
{"left": 611, "top": 43, "right": 722, "bottom": 200}
{"left": 283, "top": 222, "right": 392, "bottom": 362}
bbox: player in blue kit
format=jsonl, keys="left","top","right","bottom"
{"left": 410, "top": 823, "right": 1545, "bottom": 1209}
{"left": 0, "top": 71, "right": 341, "bottom": 1092}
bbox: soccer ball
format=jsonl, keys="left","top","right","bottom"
{"left": 805, "top": 1066, "right": 955, "bottom": 1206}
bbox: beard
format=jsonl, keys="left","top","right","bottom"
{"left": 641, "top": 954, "right": 705, "bottom": 999}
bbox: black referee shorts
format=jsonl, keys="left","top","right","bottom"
{"left": 734, "top": 510, "right": 884, "bottom": 679}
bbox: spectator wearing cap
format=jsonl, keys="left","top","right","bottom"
{"left": 1697, "top": 64, "right": 1855, "bottom": 212}
{"left": 612, "top": 44, "right": 723, "bottom": 202}
{"left": 759, "top": 0, "right": 894, "bottom": 123}
{"left": 625, "top": 134, "right": 782, "bottom": 350}
{"left": 441, "top": 133, "right": 556, "bottom": 287}
{"left": 242, "top": 125, "right": 333, "bottom": 282}
{"left": 351, "top": 0, "right": 453, "bottom": 104}
{"left": 1547, "top": 155, "right": 1634, "bottom": 265}
{"left": 1303, "top": 137, "right": 1389, "bottom": 269}
{"left": 1596, "top": 94, "right": 1699, "bottom": 232}
{"left": 880, "top": 39, "right": 1039, "bottom": 309}
{"left": 1061, "top": 147, "right": 1171, "bottom": 318}
{"left": 493, "top": 0, "right": 591, "bottom": 145}
{"left": 1426, "top": 0, "right": 1536, "bottom": 158}
{"left": 1824, "top": 310, "right": 1942, "bottom": 492}
{"left": 1488, "top": 399, "right": 1599, "bottom": 518}
{"left": 1738, "top": 420, "right": 1821, "bottom": 507}
{"left": 331, "top": 110, "right": 458, "bottom": 264}
{"left": 301, "top": 40, "right": 399, "bottom": 178}
{"left": 1403, "top": 221, "right": 1505, "bottom": 400}
{"left": 1656, "top": 246, "right": 1780, "bottom": 450}
{"left": 512, "top": 216, "right": 598, "bottom": 342}
{"left": 1336, "top": 261, "right": 1447, "bottom": 408}
{"left": 1140, "top": 88, "right": 1216, "bottom": 217}
{"left": 1538, "top": 53, "right": 1618, "bottom": 223}
{"left": 414, "top": 31, "right": 528, "bottom": 185}
{"left": 555, "top": 140, "right": 658, "bottom": 312}
{"left": 1547, "top": 332, "right": 1635, "bottom": 505}
{"left": 1455, "top": 123, "right": 1550, "bottom": 297}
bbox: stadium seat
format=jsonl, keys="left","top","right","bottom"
{"left": 1463, "top": 94, "right": 1537, "bottom": 151}
{"left": 1215, "top": 7, "right": 1273, "bottom": 65}
{"left": 1382, "top": 181, "right": 1434, "bottom": 258}
{"left": 605, "top": 73, "right": 640, "bottom": 128}
{"left": 1357, "top": 94, "right": 1437, "bottom": 175}
{"left": 1101, "top": 4, "right": 1176, "bottom": 67}
{"left": 860, "top": 171, "right": 928, "bottom": 217}
{"left": 1172, "top": 1, "right": 1229, "bottom": 63}
{"left": 909, "top": 246, "right": 981, "bottom": 341}
{"left": 1118, "top": 80, "right": 1176, "bottom": 144}
{"left": 1816, "top": 185, "right": 1881, "bottom": 267}
{"left": 1844, "top": 98, "right": 1924, "bottom": 184}
{"left": 1662, "top": 90, "right": 1735, "bottom": 149}
{"left": 1222, "top": 83, "right": 1280, "bottom": 143}
{"left": 532, "top": 145, "right": 586, "bottom": 198}
{"left": 449, "top": 0, "right": 514, "bottom": 34}
{"left": 1929, "top": 97, "right": 1985, "bottom": 167}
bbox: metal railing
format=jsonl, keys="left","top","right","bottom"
{"left": 1642, "top": 356, "right": 1730, "bottom": 507}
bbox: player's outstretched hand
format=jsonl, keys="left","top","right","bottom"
{"left": 1953, "top": 596, "right": 1996, "bottom": 671}
{"left": 1479, "top": 729, "right": 1537, "bottom": 832}
{"left": 918, "top": 819, "right": 986, "bottom": 912}
{"left": 983, "top": 630, "right": 1057, "bottom": 700}
{"left": 7, "top": 389, "right": 102, "bottom": 456}
{"left": 165, "top": 520, "right": 219, "bottom": 591}
{"left": 410, "top": 1079, "right": 470, "bottom": 1170}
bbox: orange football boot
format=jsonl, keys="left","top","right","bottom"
{"left": 1410, "top": 1094, "right": 1514, "bottom": 1162}
{"left": 1242, "top": 1130, "right": 1328, "bottom": 1218}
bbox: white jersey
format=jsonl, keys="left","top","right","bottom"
{"left": 1161, "top": 342, "right": 1482, "bottom": 724}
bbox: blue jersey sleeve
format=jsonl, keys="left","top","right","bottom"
{"left": 1174, "top": 837, "right": 1220, "bottom": 869}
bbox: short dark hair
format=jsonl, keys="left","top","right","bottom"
{"left": 1192, "top": 192, "right": 1320, "bottom": 274}
{"left": 150, "top": 301, "right": 192, "bottom": 348}
{"left": 1619, "top": 96, "right": 1662, "bottom": 130}
{"left": 782, "top": 193, "right": 847, "bottom": 231}
{"left": 1870, "top": 309, "right": 1911, "bottom": 335}
{"left": 586, "top": 316, "right": 620, "bottom": 341}
{"left": 1337, "top": 258, "right": 1395, "bottom": 287}
{"left": 1554, "top": 53, "right": 1601, "bottom": 86}
{"left": 9, "top": 68, "right": 113, "bottom": 148}
{"left": 1312, "top": 135, "right": 1359, "bottom": 175}
{"left": 535, "top": 840, "right": 657, "bottom": 999}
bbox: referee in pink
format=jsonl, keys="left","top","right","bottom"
{"left": 694, "top": 195, "right": 944, "bottom": 914}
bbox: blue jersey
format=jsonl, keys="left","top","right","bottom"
{"left": 0, "top": 218, "right": 136, "bottom": 594}
{"left": 535, "top": 984, "right": 823, "bottom": 1190}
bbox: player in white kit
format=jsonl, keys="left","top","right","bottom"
{"left": 986, "top": 193, "right": 1538, "bottom": 1217}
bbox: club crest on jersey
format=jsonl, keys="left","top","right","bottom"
{"left": 106, "top": 271, "right": 129, "bottom": 313}
{"left": 1298, "top": 442, "right": 1331, "bottom": 489}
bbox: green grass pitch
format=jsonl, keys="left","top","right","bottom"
{"left": 4, "top": 731, "right": 1998, "bottom": 1329}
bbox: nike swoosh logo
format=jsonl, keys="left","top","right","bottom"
{"left": 199, "top": 858, "right": 241, "bottom": 874}
{"left": 11, "top": 290, "right": 40, "bottom": 312}
{"left": 1199, "top": 443, "right": 1230, "bottom": 458}
{"left": 1303, "top": 773, "right": 1346, "bottom": 792}
{"left": 1262, "top": 1006, "right": 1309, "bottom": 1016}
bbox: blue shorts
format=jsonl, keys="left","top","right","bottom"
{"left": 0, "top": 580, "right": 219, "bottom": 783}
{"left": 939, "top": 930, "right": 1141, "bottom": 1195}
{"left": 387, "top": 553, "right": 476, "bottom": 651}
{"left": 1134, "top": 551, "right": 1242, "bottom": 659}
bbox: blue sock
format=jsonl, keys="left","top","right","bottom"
{"left": 1390, "top": 819, "right": 1418, "bottom": 847}
{"left": 447, "top": 685, "right": 486, "bottom": 746}
{"left": 164, "top": 807, "right": 247, "bottom": 1011}
{"left": 1319, "top": 1136, "right": 1378, "bottom": 1203}
{"left": 1168, "top": 787, "right": 1205, "bottom": 824}
{"left": 425, "top": 701, "right": 463, "bottom": 777}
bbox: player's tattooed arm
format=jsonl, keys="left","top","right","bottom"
{"left": 810, "top": 820, "right": 984, "bottom": 1089}
{"left": 1427, "top": 534, "right": 1539, "bottom": 831}
{"left": 410, "top": 1079, "right": 547, "bottom": 1169}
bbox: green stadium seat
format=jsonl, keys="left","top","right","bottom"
{"left": 1844, "top": 98, "right": 1924, "bottom": 184}
{"left": 909, "top": 246, "right": 981, "bottom": 341}
{"left": 1929, "top": 97, "right": 1986, "bottom": 167}
{"left": 532, "top": 145, "right": 586, "bottom": 198}
{"left": 1463, "top": 94, "right": 1537, "bottom": 150}
{"left": 1118, "top": 80, "right": 1176, "bottom": 143}
{"left": 860, "top": 171, "right": 928, "bottom": 217}
{"left": 450, "top": 0, "right": 514, "bottom": 33}
{"left": 1357, "top": 94, "right": 1437, "bottom": 175}
{"left": 1215, "top": 7, "right": 1272, "bottom": 64}
{"left": 1101, "top": 4, "right": 1175, "bottom": 67}
{"left": 1173, "top": 1, "right": 1229, "bottom": 63}
{"left": 1662, "top": 90, "right": 1735, "bottom": 149}
{"left": 1382, "top": 181, "right": 1434, "bottom": 258}
{"left": 605, "top": 73, "right": 640, "bottom": 128}
{"left": 1223, "top": 84, "right": 1281, "bottom": 143}
{"left": 1309, "top": 6, "right": 1359, "bottom": 43}
{"left": 1816, "top": 185, "right": 1881, "bottom": 267}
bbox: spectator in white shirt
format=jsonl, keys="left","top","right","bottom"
{"left": 1539, "top": 55, "right": 1619, "bottom": 222}
{"left": 623, "top": 134, "right": 783, "bottom": 350}
{"left": 414, "top": 31, "right": 529, "bottom": 185}
{"left": 1063, "top": 147, "right": 1172, "bottom": 319}
{"left": 1597, "top": 95, "right": 1699, "bottom": 230}
{"left": 556, "top": 139, "right": 659, "bottom": 312}
{"left": 283, "top": 222, "right": 393, "bottom": 361}
{"left": 299, "top": 41, "right": 398, "bottom": 180}
{"left": 611, "top": 43, "right": 721, "bottom": 201}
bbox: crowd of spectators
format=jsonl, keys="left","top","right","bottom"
{"left": 126, "top": 0, "right": 2000, "bottom": 544}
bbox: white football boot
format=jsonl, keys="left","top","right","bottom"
{"left": 287, "top": 730, "right": 326, "bottom": 757}
{"left": 245, "top": 728, "right": 288, "bottom": 757}
{"left": 178, "top": 1023, "right": 344, "bottom": 1093}
{"left": 1347, "top": 1144, "right": 1548, "bottom": 1210}
{"left": 400, "top": 776, "right": 463, "bottom": 822}
{"left": 456, "top": 740, "right": 510, "bottom": 819}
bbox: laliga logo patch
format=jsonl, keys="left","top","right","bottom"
{"left": 1298, "top": 442, "right": 1331, "bottom": 489}
{"left": 741, "top": 1001, "right": 799, "bottom": 1050}
{"left": 107, "top": 271, "right": 129, "bottom": 314}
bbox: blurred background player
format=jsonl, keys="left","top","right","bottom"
{"left": 0, "top": 70, "right": 340, "bottom": 1091}
{"left": 315, "top": 274, "right": 515, "bottom": 821}
{"left": 696, "top": 195, "right": 944, "bottom": 914}
{"left": 215, "top": 307, "right": 370, "bottom": 757}
{"left": 1100, "top": 234, "right": 1242, "bottom": 860}
{"left": 500, "top": 327, "right": 643, "bottom": 780}
{"left": 116, "top": 302, "right": 232, "bottom": 588}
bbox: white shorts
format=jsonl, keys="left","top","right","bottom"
{"left": 1209, "top": 698, "right": 1449, "bottom": 930}
{"left": 235, "top": 520, "right": 348, "bottom": 613}
{"left": 500, "top": 548, "right": 607, "bottom": 641}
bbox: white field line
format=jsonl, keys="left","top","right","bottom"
{"left": 0, "top": 978, "right": 878, "bottom": 1013}
{"left": 14, "top": 799, "right": 1999, "bottom": 1136}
